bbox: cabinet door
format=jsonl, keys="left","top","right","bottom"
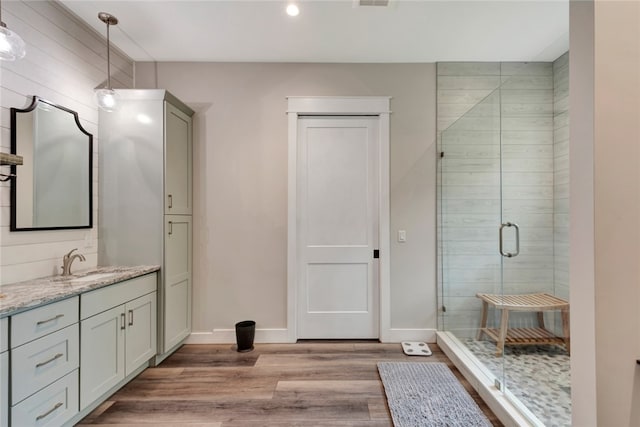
{"left": 125, "top": 292, "right": 157, "bottom": 376}
{"left": 1, "top": 318, "right": 6, "bottom": 427}
{"left": 80, "top": 305, "right": 125, "bottom": 410}
{"left": 164, "top": 215, "right": 192, "bottom": 352}
{"left": 1, "top": 351, "right": 7, "bottom": 427}
{"left": 164, "top": 102, "right": 192, "bottom": 215}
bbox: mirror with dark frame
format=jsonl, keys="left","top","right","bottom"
{"left": 10, "top": 96, "right": 93, "bottom": 231}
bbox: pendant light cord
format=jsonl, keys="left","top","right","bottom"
{"left": 106, "top": 20, "right": 111, "bottom": 89}
{"left": 0, "top": 0, "right": 5, "bottom": 27}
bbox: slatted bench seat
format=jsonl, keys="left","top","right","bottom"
{"left": 476, "top": 292, "right": 570, "bottom": 356}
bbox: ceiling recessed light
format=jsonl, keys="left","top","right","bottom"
{"left": 286, "top": 4, "right": 300, "bottom": 17}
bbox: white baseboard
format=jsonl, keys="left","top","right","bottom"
{"left": 381, "top": 328, "right": 437, "bottom": 343}
{"left": 186, "top": 328, "right": 435, "bottom": 344}
{"left": 185, "top": 328, "right": 291, "bottom": 344}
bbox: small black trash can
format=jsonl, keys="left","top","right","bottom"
{"left": 235, "top": 320, "right": 255, "bottom": 352}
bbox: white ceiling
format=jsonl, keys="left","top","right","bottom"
{"left": 60, "top": 0, "right": 569, "bottom": 63}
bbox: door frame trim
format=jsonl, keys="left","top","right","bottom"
{"left": 286, "top": 96, "right": 391, "bottom": 342}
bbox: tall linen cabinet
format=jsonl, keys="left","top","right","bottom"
{"left": 99, "top": 90, "right": 193, "bottom": 361}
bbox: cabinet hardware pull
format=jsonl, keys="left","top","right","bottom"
{"left": 35, "top": 353, "right": 64, "bottom": 368}
{"left": 36, "top": 314, "right": 64, "bottom": 326}
{"left": 121, "top": 312, "right": 126, "bottom": 330}
{"left": 168, "top": 194, "right": 173, "bottom": 209}
{"left": 35, "top": 402, "right": 63, "bottom": 421}
{"left": 128, "top": 309, "right": 134, "bottom": 326}
{"left": 168, "top": 221, "right": 173, "bottom": 235}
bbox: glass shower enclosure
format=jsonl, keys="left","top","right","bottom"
{"left": 437, "top": 61, "right": 570, "bottom": 426}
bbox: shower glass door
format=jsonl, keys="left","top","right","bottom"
{"left": 499, "top": 63, "right": 562, "bottom": 422}
{"left": 439, "top": 88, "right": 505, "bottom": 387}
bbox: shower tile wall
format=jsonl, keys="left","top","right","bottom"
{"left": 500, "top": 63, "right": 555, "bottom": 311}
{"left": 553, "top": 53, "right": 570, "bottom": 302}
{"left": 437, "top": 62, "right": 556, "bottom": 335}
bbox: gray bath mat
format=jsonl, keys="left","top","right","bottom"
{"left": 377, "top": 362, "right": 492, "bottom": 427}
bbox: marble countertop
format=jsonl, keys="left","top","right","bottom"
{"left": 0, "top": 265, "right": 160, "bottom": 317}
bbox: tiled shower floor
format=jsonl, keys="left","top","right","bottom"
{"left": 464, "top": 339, "right": 571, "bottom": 427}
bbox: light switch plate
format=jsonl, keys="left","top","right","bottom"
{"left": 398, "top": 230, "right": 406, "bottom": 242}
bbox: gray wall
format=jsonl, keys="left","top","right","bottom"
{"left": 590, "top": 1, "right": 640, "bottom": 425}
{"left": 570, "top": 1, "right": 640, "bottom": 425}
{"left": 135, "top": 62, "right": 437, "bottom": 340}
{"left": 568, "top": 2, "right": 596, "bottom": 422}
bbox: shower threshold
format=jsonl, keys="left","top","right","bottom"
{"left": 437, "top": 331, "right": 545, "bottom": 427}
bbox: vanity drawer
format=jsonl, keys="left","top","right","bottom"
{"left": 11, "top": 369, "right": 78, "bottom": 427}
{"left": 12, "top": 297, "right": 79, "bottom": 348}
{"left": 11, "top": 324, "right": 79, "bottom": 405}
{"left": 1, "top": 317, "right": 7, "bottom": 353}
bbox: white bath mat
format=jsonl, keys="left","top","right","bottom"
{"left": 402, "top": 341, "right": 432, "bottom": 356}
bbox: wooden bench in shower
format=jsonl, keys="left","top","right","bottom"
{"left": 475, "top": 292, "right": 570, "bottom": 356}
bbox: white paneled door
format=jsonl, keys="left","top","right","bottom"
{"left": 297, "top": 117, "right": 379, "bottom": 339}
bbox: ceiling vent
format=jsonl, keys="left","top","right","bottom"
{"left": 357, "top": 0, "right": 390, "bottom": 6}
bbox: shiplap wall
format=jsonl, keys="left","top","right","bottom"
{"left": 0, "top": 0, "right": 133, "bottom": 284}
{"left": 553, "top": 52, "right": 569, "bottom": 301}
{"left": 437, "top": 62, "right": 557, "bottom": 336}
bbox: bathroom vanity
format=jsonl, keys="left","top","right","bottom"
{"left": 2, "top": 89, "right": 194, "bottom": 425}
{"left": 0, "top": 266, "right": 159, "bottom": 427}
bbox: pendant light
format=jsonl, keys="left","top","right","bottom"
{"left": 0, "top": 0, "right": 26, "bottom": 61}
{"left": 95, "top": 12, "right": 119, "bottom": 112}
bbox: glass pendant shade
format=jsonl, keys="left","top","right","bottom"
{"left": 95, "top": 88, "right": 119, "bottom": 112}
{"left": 0, "top": 24, "right": 26, "bottom": 61}
{"left": 96, "top": 12, "right": 119, "bottom": 112}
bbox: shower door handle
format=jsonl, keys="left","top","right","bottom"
{"left": 499, "top": 222, "right": 520, "bottom": 258}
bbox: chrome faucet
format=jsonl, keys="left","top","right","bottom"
{"left": 61, "top": 248, "right": 86, "bottom": 276}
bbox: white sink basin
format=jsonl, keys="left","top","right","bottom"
{"left": 70, "top": 272, "right": 120, "bottom": 283}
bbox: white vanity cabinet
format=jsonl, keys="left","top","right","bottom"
{"left": 80, "top": 274, "right": 156, "bottom": 410}
{"left": 1, "top": 317, "right": 8, "bottom": 427}
{"left": 99, "top": 90, "right": 194, "bottom": 360}
{"left": 9, "top": 297, "right": 79, "bottom": 427}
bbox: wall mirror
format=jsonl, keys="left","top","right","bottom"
{"left": 10, "top": 96, "right": 93, "bottom": 231}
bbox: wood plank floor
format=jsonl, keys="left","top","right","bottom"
{"left": 77, "top": 342, "right": 503, "bottom": 426}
